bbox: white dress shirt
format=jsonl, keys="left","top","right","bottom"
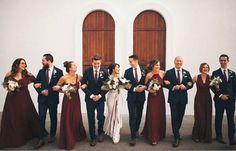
{"left": 47, "top": 66, "right": 54, "bottom": 83}
{"left": 175, "top": 68, "right": 183, "bottom": 83}
{"left": 221, "top": 68, "right": 228, "bottom": 81}
{"left": 132, "top": 65, "right": 142, "bottom": 82}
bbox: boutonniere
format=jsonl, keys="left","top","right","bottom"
{"left": 141, "top": 70, "right": 146, "bottom": 77}
{"left": 183, "top": 71, "right": 188, "bottom": 78}
{"left": 53, "top": 69, "right": 57, "bottom": 75}
{"left": 99, "top": 71, "right": 104, "bottom": 78}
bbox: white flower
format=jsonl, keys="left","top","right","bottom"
{"left": 210, "top": 76, "right": 222, "bottom": 86}
{"left": 60, "top": 84, "right": 77, "bottom": 100}
{"left": 3, "top": 80, "right": 20, "bottom": 93}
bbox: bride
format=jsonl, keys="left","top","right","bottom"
{"left": 103, "top": 63, "right": 131, "bottom": 144}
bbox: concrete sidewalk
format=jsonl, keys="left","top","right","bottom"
{"left": 0, "top": 114, "right": 236, "bottom": 150}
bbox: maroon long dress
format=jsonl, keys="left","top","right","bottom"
{"left": 192, "top": 74, "right": 212, "bottom": 143}
{"left": 59, "top": 80, "right": 86, "bottom": 150}
{"left": 142, "top": 73, "right": 166, "bottom": 144}
{"left": 0, "top": 76, "right": 38, "bottom": 148}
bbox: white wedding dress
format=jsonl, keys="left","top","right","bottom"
{"left": 104, "top": 89, "right": 123, "bottom": 143}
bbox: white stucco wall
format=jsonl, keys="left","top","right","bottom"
{"left": 0, "top": 0, "right": 236, "bottom": 115}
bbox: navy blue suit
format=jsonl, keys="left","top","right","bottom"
{"left": 81, "top": 67, "right": 108, "bottom": 140}
{"left": 211, "top": 68, "right": 236, "bottom": 141}
{"left": 34, "top": 67, "right": 63, "bottom": 139}
{"left": 164, "top": 68, "right": 193, "bottom": 139}
{"left": 124, "top": 67, "right": 146, "bottom": 139}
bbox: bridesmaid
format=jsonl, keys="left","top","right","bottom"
{"left": 53, "top": 61, "right": 86, "bottom": 150}
{"left": 0, "top": 58, "right": 38, "bottom": 148}
{"left": 192, "top": 63, "right": 212, "bottom": 143}
{"left": 104, "top": 63, "right": 123, "bottom": 144}
{"left": 141, "top": 60, "right": 166, "bottom": 145}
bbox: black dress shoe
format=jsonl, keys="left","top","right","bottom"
{"left": 192, "top": 138, "right": 200, "bottom": 142}
{"left": 33, "top": 140, "right": 45, "bottom": 149}
{"left": 216, "top": 137, "right": 226, "bottom": 144}
{"left": 48, "top": 136, "right": 56, "bottom": 143}
{"left": 172, "top": 139, "right": 179, "bottom": 147}
{"left": 129, "top": 139, "right": 136, "bottom": 146}
{"left": 90, "top": 139, "right": 96, "bottom": 147}
{"left": 230, "top": 140, "right": 236, "bottom": 145}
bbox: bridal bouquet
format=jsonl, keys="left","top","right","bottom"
{"left": 61, "top": 84, "right": 77, "bottom": 100}
{"left": 147, "top": 79, "right": 161, "bottom": 95}
{"left": 101, "top": 75, "right": 132, "bottom": 91}
{"left": 210, "top": 76, "right": 222, "bottom": 87}
{"left": 2, "top": 80, "right": 20, "bottom": 93}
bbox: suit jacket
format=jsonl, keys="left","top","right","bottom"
{"left": 164, "top": 68, "right": 193, "bottom": 104}
{"left": 81, "top": 67, "right": 108, "bottom": 102}
{"left": 124, "top": 67, "right": 146, "bottom": 101}
{"left": 211, "top": 68, "right": 236, "bottom": 101}
{"left": 35, "top": 66, "right": 63, "bottom": 104}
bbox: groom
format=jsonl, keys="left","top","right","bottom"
{"left": 124, "top": 54, "right": 146, "bottom": 146}
{"left": 34, "top": 54, "right": 63, "bottom": 149}
{"left": 163, "top": 56, "right": 193, "bottom": 147}
{"left": 81, "top": 54, "right": 108, "bottom": 146}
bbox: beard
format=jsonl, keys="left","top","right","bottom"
{"left": 42, "top": 63, "right": 49, "bottom": 69}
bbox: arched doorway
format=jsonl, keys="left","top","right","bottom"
{"left": 133, "top": 10, "right": 166, "bottom": 70}
{"left": 83, "top": 10, "right": 115, "bottom": 71}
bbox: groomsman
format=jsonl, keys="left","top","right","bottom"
{"left": 124, "top": 54, "right": 146, "bottom": 146}
{"left": 34, "top": 54, "right": 63, "bottom": 149}
{"left": 164, "top": 56, "right": 193, "bottom": 147}
{"left": 81, "top": 55, "right": 108, "bottom": 146}
{"left": 211, "top": 54, "right": 236, "bottom": 145}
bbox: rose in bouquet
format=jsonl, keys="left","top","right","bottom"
{"left": 60, "top": 84, "right": 77, "bottom": 100}
{"left": 3, "top": 80, "right": 20, "bottom": 93}
{"left": 147, "top": 79, "right": 161, "bottom": 95}
{"left": 210, "top": 76, "right": 222, "bottom": 88}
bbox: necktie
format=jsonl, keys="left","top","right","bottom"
{"left": 134, "top": 68, "right": 138, "bottom": 83}
{"left": 95, "top": 70, "right": 98, "bottom": 81}
{"left": 223, "top": 69, "right": 227, "bottom": 81}
{"left": 46, "top": 69, "right": 50, "bottom": 84}
{"left": 177, "top": 69, "right": 181, "bottom": 84}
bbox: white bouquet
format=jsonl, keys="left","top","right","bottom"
{"left": 61, "top": 84, "right": 77, "bottom": 100}
{"left": 101, "top": 75, "right": 132, "bottom": 91}
{"left": 210, "top": 76, "right": 222, "bottom": 87}
{"left": 147, "top": 79, "right": 161, "bottom": 95}
{"left": 3, "top": 80, "right": 20, "bottom": 93}
{"left": 119, "top": 77, "right": 132, "bottom": 90}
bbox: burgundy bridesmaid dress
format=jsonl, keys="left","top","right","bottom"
{"left": 59, "top": 81, "right": 86, "bottom": 150}
{"left": 192, "top": 74, "right": 212, "bottom": 143}
{"left": 142, "top": 73, "right": 166, "bottom": 144}
{"left": 0, "top": 76, "right": 38, "bottom": 148}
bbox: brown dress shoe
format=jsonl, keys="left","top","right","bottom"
{"left": 33, "top": 140, "right": 45, "bottom": 149}
{"left": 98, "top": 134, "right": 104, "bottom": 142}
{"left": 216, "top": 137, "right": 226, "bottom": 144}
{"left": 172, "top": 139, "right": 179, "bottom": 147}
{"left": 90, "top": 139, "right": 96, "bottom": 147}
{"left": 129, "top": 139, "right": 136, "bottom": 146}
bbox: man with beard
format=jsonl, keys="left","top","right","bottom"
{"left": 34, "top": 54, "right": 63, "bottom": 149}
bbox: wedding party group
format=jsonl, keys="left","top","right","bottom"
{"left": 0, "top": 53, "right": 235, "bottom": 150}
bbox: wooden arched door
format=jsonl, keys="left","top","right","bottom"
{"left": 83, "top": 10, "right": 115, "bottom": 71}
{"left": 133, "top": 10, "right": 166, "bottom": 70}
